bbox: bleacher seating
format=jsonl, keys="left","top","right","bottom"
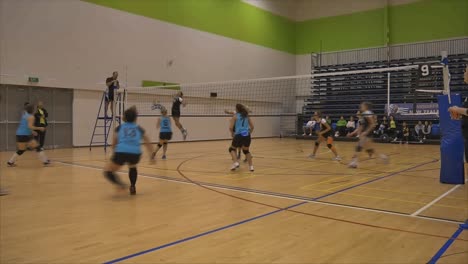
{"left": 299, "top": 54, "right": 468, "bottom": 138}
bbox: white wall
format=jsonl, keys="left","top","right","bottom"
{"left": 0, "top": 0, "right": 296, "bottom": 89}
{"left": 0, "top": 0, "right": 297, "bottom": 146}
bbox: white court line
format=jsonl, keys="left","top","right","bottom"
{"left": 411, "top": 183, "right": 463, "bottom": 217}
{"left": 55, "top": 161, "right": 463, "bottom": 225}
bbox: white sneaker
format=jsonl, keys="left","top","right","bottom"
{"left": 348, "top": 161, "right": 358, "bottom": 168}
{"left": 308, "top": 154, "right": 316, "bottom": 159}
{"left": 302, "top": 133, "right": 306, "bottom": 136}
{"left": 231, "top": 162, "right": 240, "bottom": 171}
{"left": 249, "top": 166, "right": 254, "bottom": 172}
{"left": 332, "top": 156, "right": 342, "bottom": 161}
{"left": 379, "top": 154, "right": 389, "bottom": 164}
{"left": 182, "top": 129, "right": 188, "bottom": 141}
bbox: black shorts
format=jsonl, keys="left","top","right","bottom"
{"left": 16, "top": 135, "right": 33, "bottom": 143}
{"left": 319, "top": 130, "right": 332, "bottom": 138}
{"left": 172, "top": 110, "right": 180, "bottom": 118}
{"left": 232, "top": 134, "right": 251, "bottom": 148}
{"left": 160, "top": 132, "right": 173, "bottom": 140}
{"left": 105, "top": 92, "right": 114, "bottom": 102}
{"left": 112, "top": 152, "right": 141, "bottom": 166}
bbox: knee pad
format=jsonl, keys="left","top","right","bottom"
{"left": 229, "top": 147, "right": 236, "bottom": 153}
{"left": 35, "top": 147, "right": 42, "bottom": 152}
{"left": 327, "top": 144, "right": 332, "bottom": 149}
{"left": 157, "top": 143, "right": 162, "bottom": 148}
{"left": 16, "top": 150, "right": 25, "bottom": 155}
{"left": 315, "top": 142, "right": 320, "bottom": 147}
{"left": 355, "top": 145, "right": 363, "bottom": 152}
{"left": 163, "top": 142, "right": 167, "bottom": 145}
{"left": 242, "top": 149, "right": 250, "bottom": 155}
{"left": 104, "top": 171, "right": 118, "bottom": 184}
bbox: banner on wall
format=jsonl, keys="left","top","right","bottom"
{"left": 386, "top": 103, "right": 439, "bottom": 120}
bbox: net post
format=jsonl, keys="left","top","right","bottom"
{"left": 440, "top": 50, "right": 451, "bottom": 104}
{"left": 387, "top": 72, "right": 390, "bottom": 116}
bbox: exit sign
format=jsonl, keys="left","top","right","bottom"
{"left": 28, "top": 77, "right": 39, "bottom": 83}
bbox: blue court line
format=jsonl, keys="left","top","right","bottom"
{"left": 102, "top": 201, "right": 307, "bottom": 264}
{"left": 102, "top": 159, "right": 437, "bottom": 264}
{"left": 427, "top": 221, "right": 467, "bottom": 264}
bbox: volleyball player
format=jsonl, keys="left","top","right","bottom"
{"left": 229, "top": 104, "right": 254, "bottom": 171}
{"left": 103, "top": 106, "right": 154, "bottom": 195}
{"left": 172, "top": 91, "right": 188, "bottom": 140}
{"left": 225, "top": 108, "right": 247, "bottom": 162}
{"left": 347, "top": 102, "right": 388, "bottom": 168}
{"left": 151, "top": 108, "right": 172, "bottom": 160}
{"left": 309, "top": 111, "right": 341, "bottom": 161}
{"left": 7, "top": 104, "right": 50, "bottom": 166}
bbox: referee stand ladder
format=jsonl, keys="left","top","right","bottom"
{"left": 89, "top": 91, "right": 125, "bottom": 151}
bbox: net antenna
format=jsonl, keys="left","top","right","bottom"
{"left": 415, "top": 51, "right": 450, "bottom": 102}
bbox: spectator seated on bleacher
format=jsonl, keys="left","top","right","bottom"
{"left": 336, "top": 116, "right": 347, "bottom": 136}
{"left": 422, "top": 121, "right": 431, "bottom": 140}
{"left": 374, "top": 116, "right": 388, "bottom": 137}
{"left": 389, "top": 116, "right": 397, "bottom": 140}
{"left": 414, "top": 121, "right": 424, "bottom": 142}
{"left": 346, "top": 116, "right": 356, "bottom": 134}
{"left": 302, "top": 117, "right": 316, "bottom": 136}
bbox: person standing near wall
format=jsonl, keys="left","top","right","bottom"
{"left": 34, "top": 101, "right": 48, "bottom": 150}
{"left": 105, "top": 71, "right": 120, "bottom": 117}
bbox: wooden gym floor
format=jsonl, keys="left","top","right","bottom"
{"left": 0, "top": 138, "right": 467, "bottom": 263}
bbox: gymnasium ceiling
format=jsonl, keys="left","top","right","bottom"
{"left": 242, "top": 0, "right": 421, "bottom": 21}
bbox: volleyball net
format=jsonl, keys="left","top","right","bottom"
{"left": 115, "top": 52, "right": 460, "bottom": 136}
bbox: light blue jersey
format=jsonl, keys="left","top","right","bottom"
{"left": 16, "top": 113, "right": 32, "bottom": 136}
{"left": 160, "top": 116, "right": 172, "bottom": 133}
{"left": 114, "top": 122, "right": 144, "bottom": 154}
{"left": 234, "top": 113, "right": 250, "bottom": 136}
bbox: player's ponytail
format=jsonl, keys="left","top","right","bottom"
{"left": 236, "top": 104, "right": 248, "bottom": 118}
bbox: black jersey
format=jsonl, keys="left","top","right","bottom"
{"left": 172, "top": 97, "right": 182, "bottom": 112}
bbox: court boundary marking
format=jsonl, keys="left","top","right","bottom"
{"left": 54, "top": 159, "right": 468, "bottom": 264}
{"left": 56, "top": 160, "right": 462, "bottom": 225}
{"left": 428, "top": 221, "right": 468, "bottom": 264}
{"left": 411, "top": 183, "right": 464, "bottom": 216}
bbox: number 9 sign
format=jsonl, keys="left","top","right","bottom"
{"left": 418, "top": 64, "right": 431, "bottom": 77}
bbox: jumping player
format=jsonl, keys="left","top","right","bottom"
{"left": 309, "top": 111, "right": 341, "bottom": 161}
{"left": 152, "top": 108, "right": 172, "bottom": 160}
{"left": 7, "top": 104, "right": 50, "bottom": 166}
{"left": 172, "top": 91, "right": 188, "bottom": 140}
{"left": 348, "top": 102, "right": 388, "bottom": 168}
{"left": 103, "top": 106, "right": 154, "bottom": 195}
{"left": 229, "top": 104, "right": 254, "bottom": 171}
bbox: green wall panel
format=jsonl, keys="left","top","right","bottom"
{"left": 85, "top": 0, "right": 467, "bottom": 55}
{"left": 296, "top": 8, "right": 387, "bottom": 54}
{"left": 388, "top": 0, "right": 468, "bottom": 45}
{"left": 85, "top": 0, "right": 296, "bottom": 54}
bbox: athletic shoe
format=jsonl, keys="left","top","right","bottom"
{"left": 332, "top": 156, "right": 342, "bottom": 161}
{"left": 308, "top": 154, "right": 316, "bottom": 159}
{"left": 249, "top": 166, "right": 255, "bottom": 172}
{"left": 129, "top": 186, "right": 136, "bottom": 195}
{"left": 230, "top": 162, "right": 240, "bottom": 171}
{"left": 182, "top": 129, "right": 188, "bottom": 141}
{"left": 302, "top": 133, "right": 306, "bottom": 136}
{"left": 7, "top": 161, "right": 15, "bottom": 167}
{"left": 162, "top": 155, "right": 167, "bottom": 160}
{"left": 43, "top": 160, "right": 51, "bottom": 166}
{"left": 348, "top": 161, "right": 358, "bottom": 168}
{"left": 0, "top": 189, "right": 8, "bottom": 196}
{"left": 379, "top": 154, "right": 389, "bottom": 164}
